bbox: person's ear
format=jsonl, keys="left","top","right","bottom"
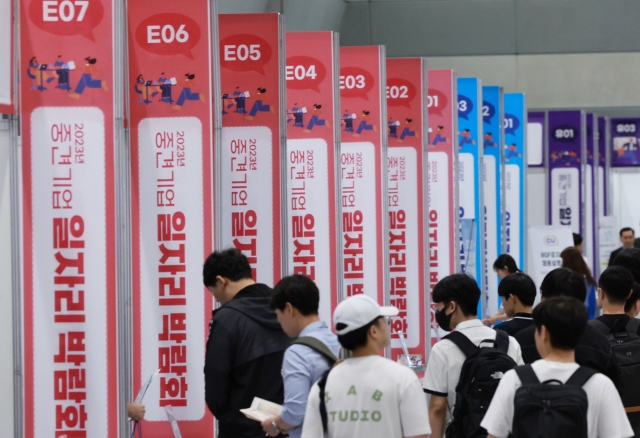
{"left": 627, "top": 289, "right": 634, "bottom": 300}
{"left": 285, "top": 302, "right": 295, "bottom": 316}
{"left": 448, "top": 301, "right": 458, "bottom": 316}
{"left": 598, "top": 288, "right": 605, "bottom": 302}
{"left": 541, "top": 325, "right": 551, "bottom": 343}
{"left": 215, "top": 275, "right": 226, "bottom": 288}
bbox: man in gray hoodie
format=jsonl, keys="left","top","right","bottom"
{"left": 203, "top": 248, "right": 290, "bottom": 438}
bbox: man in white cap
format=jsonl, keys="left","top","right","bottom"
{"left": 300, "top": 295, "right": 431, "bottom": 438}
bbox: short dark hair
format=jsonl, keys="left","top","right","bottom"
{"left": 620, "top": 227, "right": 635, "bottom": 237}
{"left": 573, "top": 233, "right": 583, "bottom": 246}
{"left": 493, "top": 254, "right": 519, "bottom": 274}
{"left": 540, "top": 268, "right": 586, "bottom": 302}
{"left": 337, "top": 317, "right": 381, "bottom": 350}
{"left": 599, "top": 266, "right": 634, "bottom": 305}
{"left": 498, "top": 272, "right": 537, "bottom": 307}
{"left": 533, "top": 296, "right": 587, "bottom": 351}
{"left": 270, "top": 275, "right": 319, "bottom": 316}
{"left": 611, "top": 248, "right": 640, "bottom": 283}
{"left": 625, "top": 281, "right": 640, "bottom": 314}
{"left": 433, "top": 274, "right": 480, "bottom": 317}
{"left": 202, "top": 248, "right": 252, "bottom": 287}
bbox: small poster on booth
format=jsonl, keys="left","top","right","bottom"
{"left": 503, "top": 93, "right": 527, "bottom": 270}
{"left": 427, "top": 70, "right": 458, "bottom": 341}
{"left": 19, "top": 0, "right": 118, "bottom": 435}
{"left": 127, "top": 0, "right": 216, "bottom": 435}
{"left": 285, "top": 31, "right": 340, "bottom": 324}
{"left": 548, "top": 110, "right": 585, "bottom": 236}
{"left": 386, "top": 57, "right": 428, "bottom": 366}
{"left": 482, "top": 85, "right": 504, "bottom": 317}
{"left": 339, "top": 45, "right": 387, "bottom": 305}
{"left": 610, "top": 118, "right": 640, "bottom": 167}
{"left": 219, "top": 13, "right": 285, "bottom": 285}
{"left": 457, "top": 77, "right": 484, "bottom": 316}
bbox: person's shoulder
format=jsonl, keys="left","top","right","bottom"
{"left": 584, "top": 371, "right": 619, "bottom": 397}
{"left": 495, "top": 321, "right": 517, "bottom": 336}
{"left": 514, "top": 325, "right": 535, "bottom": 343}
{"left": 376, "top": 357, "right": 421, "bottom": 382}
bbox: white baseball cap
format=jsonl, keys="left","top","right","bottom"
{"left": 333, "top": 295, "right": 399, "bottom": 335}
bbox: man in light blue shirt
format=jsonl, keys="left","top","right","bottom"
{"left": 262, "top": 275, "right": 340, "bottom": 438}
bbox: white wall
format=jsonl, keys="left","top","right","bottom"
{"left": 612, "top": 169, "right": 640, "bottom": 234}
{"left": 0, "top": 123, "right": 15, "bottom": 437}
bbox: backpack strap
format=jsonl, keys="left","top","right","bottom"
{"left": 588, "top": 319, "right": 611, "bottom": 336}
{"left": 494, "top": 328, "right": 510, "bottom": 353}
{"left": 444, "top": 331, "right": 478, "bottom": 358}
{"left": 515, "top": 364, "right": 540, "bottom": 385}
{"left": 565, "top": 366, "right": 597, "bottom": 388}
{"left": 317, "top": 368, "right": 331, "bottom": 434}
{"left": 292, "top": 336, "right": 338, "bottom": 365}
{"left": 625, "top": 317, "right": 640, "bottom": 335}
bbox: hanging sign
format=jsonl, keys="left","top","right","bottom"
{"left": 548, "top": 110, "right": 585, "bottom": 236}
{"left": 611, "top": 117, "right": 640, "bottom": 167}
{"left": 527, "top": 111, "right": 545, "bottom": 168}
{"left": 339, "top": 45, "right": 387, "bottom": 304}
{"left": 127, "top": 0, "right": 216, "bottom": 434}
{"left": 0, "top": 0, "right": 12, "bottom": 113}
{"left": 427, "top": 69, "right": 458, "bottom": 339}
{"left": 457, "top": 77, "right": 484, "bottom": 316}
{"left": 285, "top": 31, "right": 340, "bottom": 323}
{"left": 219, "top": 13, "right": 286, "bottom": 284}
{"left": 386, "top": 57, "right": 428, "bottom": 365}
{"left": 585, "top": 114, "right": 598, "bottom": 272}
{"left": 504, "top": 93, "right": 527, "bottom": 270}
{"left": 20, "top": 0, "right": 118, "bottom": 434}
{"left": 482, "top": 85, "right": 504, "bottom": 316}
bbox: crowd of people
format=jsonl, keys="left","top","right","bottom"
{"left": 124, "top": 226, "right": 640, "bottom": 438}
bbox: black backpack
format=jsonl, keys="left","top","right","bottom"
{"left": 589, "top": 318, "right": 640, "bottom": 409}
{"left": 512, "top": 364, "right": 595, "bottom": 438}
{"left": 445, "top": 330, "right": 517, "bottom": 438}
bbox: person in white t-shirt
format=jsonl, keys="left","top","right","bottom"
{"left": 301, "top": 295, "right": 431, "bottom": 438}
{"left": 424, "top": 274, "right": 523, "bottom": 438}
{"left": 481, "top": 296, "right": 633, "bottom": 438}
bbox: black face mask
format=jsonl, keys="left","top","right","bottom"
{"left": 435, "top": 304, "right": 453, "bottom": 332}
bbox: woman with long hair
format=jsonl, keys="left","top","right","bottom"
{"left": 483, "top": 254, "right": 522, "bottom": 326}
{"left": 561, "top": 246, "right": 597, "bottom": 319}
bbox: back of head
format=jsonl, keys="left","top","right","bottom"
{"left": 540, "top": 268, "right": 587, "bottom": 302}
{"left": 599, "top": 266, "right": 634, "bottom": 305}
{"left": 202, "top": 248, "right": 252, "bottom": 287}
{"left": 611, "top": 248, "right": 640, "bottom": 283}
{"left": 270, "top": 274, "right": 319, "bottom": 316}
{"left": 572, "top": 233, "right": 583, "bottom": 247}
{"left": 433, "top": 274, "right": 480, "bottom": 316}
{"left": 498, "top": 272, "right": 537, "bottom": 307}
{"left": 493, "top": 253, "right": 519, "bottom": 274}
{"left": 560, "top": 246, "right": 595, "bottom": 285}
{"left": 533, "top": 296, "right": 587, "bottom": 350}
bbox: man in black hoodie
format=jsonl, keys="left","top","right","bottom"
{"left": 203, "top": 249, "right": 290, "bottom": 438}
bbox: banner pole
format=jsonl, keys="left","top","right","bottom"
{"left": 115, "top": 0, "right": 132, "bottom": 434}
{"left": 11, "top": 0, "right": 23, "bottom": 433}
{"left": 10, "top": 113, "right": 23, "bottom": 438}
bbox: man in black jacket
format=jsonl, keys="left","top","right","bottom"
{"left": 203, "top": 249, "right": 290, "bottom": 438}
{"left": 514, "top": 267, "right": 622, "bottom": 392}
{"left": 610, "top": 227, "right": 635, "bottom": 266}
